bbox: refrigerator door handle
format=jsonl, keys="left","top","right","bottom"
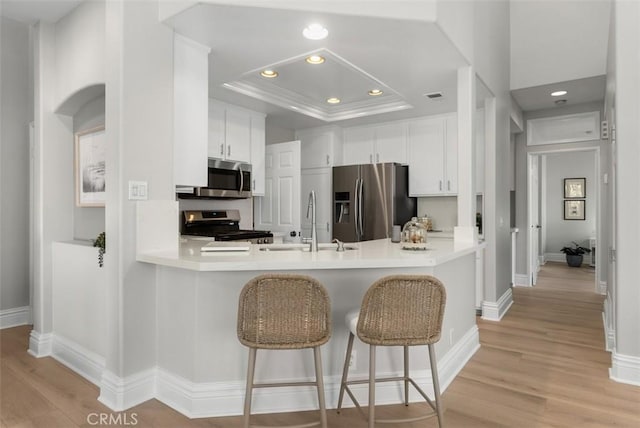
{"left": 358, "top": 178, "right": 364, "bottom": 240}
{"left": 354, "top": 179, "right": 360, "bottom": 239}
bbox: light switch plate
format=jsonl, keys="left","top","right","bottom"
{"left": 128, "top": 181, "right": 148, "bottom": 200}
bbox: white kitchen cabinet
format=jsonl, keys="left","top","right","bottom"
{"left": 407, "top": 113, "right": 457, "bottom": 196}
{"left": 208, "top": 100, "right": 253, "bottom": 163}
{"left": 301, "top": 167, "right": 333, "bottom": 243}
{"left": 296, "top": 126, "right": 343, "bottom": 168}
{"left": 250, "top": 113, "right": 266, "bottom": 196}
{"left": 173, "top": 34, "right": 210, "bottom": 187}
{"left": 342, "top": 122, "right": 406, "bottom": 165}
{"left": 343, "top": 127, "right": 375, "bottom": 165}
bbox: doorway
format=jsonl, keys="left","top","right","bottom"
{"left": 527, "top": 148, "right": 601, "bottom": 293}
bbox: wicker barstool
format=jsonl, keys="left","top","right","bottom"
{"left": 237, "top": 274, "right": 332, "bottom": 428}
{"left": 336, "top": 275, "right": 446, "bottom": 427}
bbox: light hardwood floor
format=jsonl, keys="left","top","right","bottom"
{"left": 2, "top": 264, "right": 639, "bottom": 427}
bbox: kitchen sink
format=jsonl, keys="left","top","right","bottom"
{"left": 259, "top": 243, "right": 358, "bottom": 252}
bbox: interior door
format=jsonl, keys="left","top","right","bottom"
{"left": 528, "top": 155, "right": 541, "bottom": 285}
{"left": 254, "top": 141, "right": 301, "bottom": 237}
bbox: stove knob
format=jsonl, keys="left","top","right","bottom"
{"left": 257, "top": 238, "right": 263, "bottom": 244}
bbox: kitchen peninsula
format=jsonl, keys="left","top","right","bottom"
{"left": 136, "top": 205, "right": 484, "bottom": 418}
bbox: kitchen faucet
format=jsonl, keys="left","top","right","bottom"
{"left": 303, "top": 190, "right": 319, "bottom": 252}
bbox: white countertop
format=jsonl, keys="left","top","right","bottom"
{"left": 137, "top": 236, "right": 485, "bottom": 272}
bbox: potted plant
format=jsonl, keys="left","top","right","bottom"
{"left": 93, "top": 232, "right": 106, "bottom": 267}
{"left": 560, "top": 241, "right": 591, "bottom": 267}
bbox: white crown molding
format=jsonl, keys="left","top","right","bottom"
{"left": 0, "top": 306, "right": 30, "bottom": 329}
{"left": 481, "top": 288, "right": 514, "bottom": 321}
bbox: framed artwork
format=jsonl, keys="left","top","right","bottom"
{"left": 75, "top": 126, "right": 106, "bottom": 207}
{"left": 564, "top": 177, "right": 585, "bottom": 199}
{"left": 564, "top": 200, "right": 585, "bottom": 220}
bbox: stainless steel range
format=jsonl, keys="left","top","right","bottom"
{"left": 181, "top": 210, "right": 273, "bottom": 244}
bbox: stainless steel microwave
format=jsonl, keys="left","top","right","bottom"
{"left": 191, "top": 159, "right": 252, "bottom": 199}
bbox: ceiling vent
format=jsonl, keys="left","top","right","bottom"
{"left": 424, "top": 91, "right": 444, "bottom": 100}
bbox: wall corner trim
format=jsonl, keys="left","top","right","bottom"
{"left": 609, "top": 350, "right": 640, "bottom": 387}
{"left": 0, "top": 306, "right": 31, "bottom": 329}
{"left": 98, "top": 368, "right": 157, "bottom": 412}
{"left": 481, "top": 288, "right": 514, "bottom": 321}
{"left": 28, "top": 329, "right": 53, "bottom": 357}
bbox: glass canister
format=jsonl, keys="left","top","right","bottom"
{"left": 417, "top": 216, "right": 433, "bottom": 231}
{"left": 401, "top": 217, "right": 428, "bottom": 250}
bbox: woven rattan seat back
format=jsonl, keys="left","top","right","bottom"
{"left": 237, "top": 274, "right": 331, "bottom": 350}
{"left": 356, "top": 274, "right": 446, "bottom": 346}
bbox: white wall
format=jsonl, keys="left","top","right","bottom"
{"left": 0, "top": 17, "right": 30, "bottom": 312}
{"left": 543, "top": 151, "right": 596, "bottom": 254}
{"left": 54, "top": 0, "right": 105, "bottom": 109}
{"left": 510, "top": 0, "right": 610, "bottom": 89}
{"left": 265, "top": 120, "right": 295, "bottom": 144}
{"left": 610, "top": 0, "right": 640, "bottom": 376}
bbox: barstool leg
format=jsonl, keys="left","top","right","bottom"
{"left": 368, "top": 345, "right": 376, "bottom": 428}
{"left": 337, "top": 332, "right": 355, "bottom": 412}
{"left": 428, "top": 344, "right": 444, "bottom": 428}
{"left": 403, "top": 345, "right": 409, "bottom": 406}
{"left": 313, "top": 347, "right": 328, "bottom": 428}
{"left": 244, "top": 348, "right": 257, "bottom": 428}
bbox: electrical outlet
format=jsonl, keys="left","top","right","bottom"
{"left": 349, "top": 351, "right": 357, "bottom": 370}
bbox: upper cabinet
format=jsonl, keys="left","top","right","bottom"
{"left": 296, "top": 126, "right": 344, "bottom": 169}
{"left": 343, "top": 122, "right": 406, "bottom": 165}
{"left": 209, "top": 99, "right": 266, "bottom": 195}
{"left": 173, "top": 34, "right": 210, "bottom": 188}
{"left": 208, "top": 100, "right": 253, "bottom": 163}
{"left": 250, "top": 112, "right": 266, "bottom": 196}
{"left": 407, "top": 113, "right": 458, "bottom": 196}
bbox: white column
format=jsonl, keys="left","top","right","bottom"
{"left": 455, "top": 66, "right": 477, "bottom": 243}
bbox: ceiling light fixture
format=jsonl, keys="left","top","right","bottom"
{"left": 551, "top": 90, "right": 567, "bottom": 97}
{"left": 305, "top": 55, "right": 325, "bottom": 65}
{"left": 260, "top": 69, "right": 278, "bottom": 78}
{"left": 368, "top": 89, "right": 383, "bottom": 96}
{"left": 303, "top": 23, "right": 328, "bottom": 40}
{"left": 326, "top": 97, "right": 341, "bottom": 104}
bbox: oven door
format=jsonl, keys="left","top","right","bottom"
{"left": 195, "top": 159, "right": 252, "bottom": 198}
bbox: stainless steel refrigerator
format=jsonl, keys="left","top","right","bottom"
{"left": 333, "top": 163, "right": 416, "bottom": 242}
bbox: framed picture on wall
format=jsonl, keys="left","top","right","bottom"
{"left": 564, "top": 200, "right": 585, "bottom": 220}
{"left": 564, "top": 177, "right": 586, "bottom": 199}
{"left": 75, "top": 126, "right": 106, "bottom": 207}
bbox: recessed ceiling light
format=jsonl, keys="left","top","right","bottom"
{"left": 551, "top": 90, "right": 567, "bottom": 97}
{"left": 260, "top": 69, "right": 278, "bottom": 78}
{"left": 305, "top": 55, "right": 325, "bottom": 65}
{"left": 326, "top": 97, "right": 341, "bottom": 104}
{"left": 368, "top": 89, "right": 383, "bottom": 96}
{"left": 303, "top": 23, "right": 328, "bottom": 40}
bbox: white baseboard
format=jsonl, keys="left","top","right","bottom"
{"left": 598, "top": 281, "right": 607, "bottom": 295}
{"left": 513, "top": 274, "right": 530, "bottom": 287}
{"left": 98, "top": 368, "right": 157, "bottom": 412}
{"left": 0, "top": 306, "right": 30, "bottom": 329}
{"left": 481, "top": 288, "right": 513, "bottom": 321}
{"left": 50, "top": 334, "right": 105, "bottom": 386}
{"left": 155, "top": 326, "right": 480, "bottom": 418}
{"left": 610, "top": 350, "right": 640, "bottom": 387}
{"left": 544, "top": 252, "right": 566, "bottom": 263}
{"left": 28, "top": 329, "right": 53, "bottom": 357}
{"left": 602, "top": 312, "right": 615, "bottom": 352}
